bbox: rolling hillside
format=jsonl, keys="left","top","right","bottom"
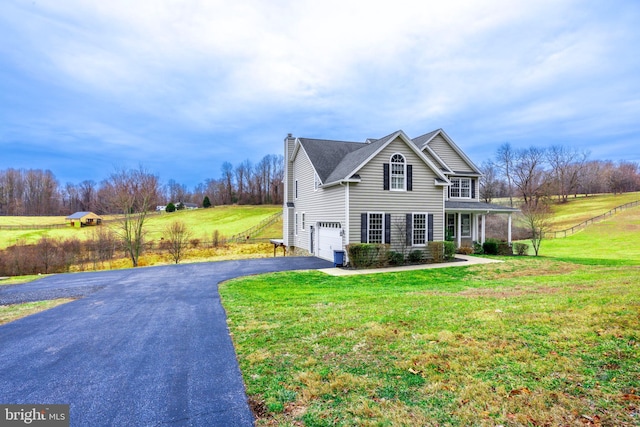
{"left": 0, "top": 205, "right": 282, "bottom": 250}
{"left": 519, "top": 192, "right": 640, "bottom": 264}
{"left": 547, "top": 191, "right": 640, "bottom": 231}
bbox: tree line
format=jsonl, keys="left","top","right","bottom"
{"left": 480, "top": 143, "right": 640, "bottom": 206}
{"left": 480, "top": 143, "right": 640, "bottom": 256}
{"left": 0, "top": 154, "right": 284, "bottom": 216}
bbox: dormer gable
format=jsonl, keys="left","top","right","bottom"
{"left": 414, "top": 129, "right": 481, "bottom": 175}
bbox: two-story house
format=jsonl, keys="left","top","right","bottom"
{"left": 283, "top": 129, "right": 518, "bottom": 262}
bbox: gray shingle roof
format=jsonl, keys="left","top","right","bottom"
{"left": 323, "top": 131, "right": 399, "bottom": 184}
{"left": 298, "top": 138, "right": 363, "bottom": 182}
{"left": 411, "top": 129, "right": 440, "bottom": 148}
{"left": 298, "top": 129, "right": 450, "bottom": 185}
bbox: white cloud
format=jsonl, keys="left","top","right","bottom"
{"left": 1, "top": 0, "right": 639, "bottom": 185}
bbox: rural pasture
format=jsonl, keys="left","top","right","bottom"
{"left": 0, "top": 205, "right": 282, "bottom": 250}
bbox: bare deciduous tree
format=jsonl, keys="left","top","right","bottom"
{"left": 479, "top": 160, "right": 501, "bottom": 203}
{"left": 221, "top": 162, "right": 235, "bottom": 204}
{"left": 520, "top": 200, "right": 553, "bottom": 256}
{"left": 102, "top": 166, "right": 160, "bottom": 267}
{"left": 496, "top": 143, "right": 516, "bottom": 207}
{"left": 513, "top": 147, "right": 549, "bottom": 205}
{"left": 546, "top": 145, "right": 588, "bottom": 203}
{"left": 163, "top": 220, "right": 192, "bottom": 264}
{"left": 35, "top": 236, "right": 58, "bottom": 274}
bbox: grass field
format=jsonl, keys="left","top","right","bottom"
{"left": 541, "top": 207, "right": 640, "bottom": 265}
{"left": 221, "top": 194, "right": 640, "bottom": 426}
{"left": 514, "top": 191, "right": 640, "bottom": 263}
{"left": 546, "top": 192, "right": 640, "bottom": 231}
{"left": 0, "top": 205, "right": 282, "bottom": 249}
{"left": 222, "top": 258, "right": 640, "bottom": 426}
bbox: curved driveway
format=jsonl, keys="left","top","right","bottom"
{"left": 0, "top": 257, "right": 333, "bottom": 426}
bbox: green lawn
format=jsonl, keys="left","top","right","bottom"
{"left": 222, "top": 258, "right": 640, "bottom": 426}
{"left": 222, "top": 195, "right": 640, "bottom": 426}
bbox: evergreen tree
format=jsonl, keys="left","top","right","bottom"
{"left": 165, "top": 202, "right": 176, "bottom": 212}
{"left": 203, "top": 195, "right": 212, "bottom": 208}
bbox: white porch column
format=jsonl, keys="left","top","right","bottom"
{"left": 508, "top": 213, "right": 512, "bottom": 246}
{"left": 472, "top": 214, "right": 478, "bottom": 242}
{"left": 456, "top": 212, "right": 461, "bottom": 248}
{"left": 481, "top": 215, "right": 486, "bottom": 244}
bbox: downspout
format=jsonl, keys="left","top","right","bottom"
{"left": 339, "top": 181, "right": 350, "bottom": 249}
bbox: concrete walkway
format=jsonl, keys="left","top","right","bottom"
{"left": 319, "top": 254, "right": 502, "bottom": 276}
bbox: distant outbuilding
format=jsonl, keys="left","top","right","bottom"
{"left": 66, "top": 211, "right": 103, "bottom": 227}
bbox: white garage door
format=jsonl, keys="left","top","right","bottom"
{"left": 318, "top": 222, "right": 343, "bottom": 261}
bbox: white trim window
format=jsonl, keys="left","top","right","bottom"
{"left": 450, "top": 178, "right": 471, "bottom": 199}
{"left": 390, "top": 154, "right": 406, "bottom": 191}
{"left": 295, "top": 212, "right": 299, "bottom": 235}
{"left": 461, "top": 213, "right": 471, "bottom": 237}
{"left": 368, "top": 213, "right": 384, "bottom": 243}
{"left": 412, "top": 213, "right": 427, "bottom": 246}
{"left": 447, "top": 213, "right": 456, "bottom": 238}
{"left": 295, "top": 180, "right": 299, "bottom": 199}
{"left": 301, "top": 212, "right": 306, "bottom": 230}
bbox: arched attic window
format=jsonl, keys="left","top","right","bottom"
{"left": 390, "top": 153, "right": 405, "bottom": 190}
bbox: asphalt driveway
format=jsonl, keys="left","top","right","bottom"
{"left": 0, "top": 257, "right": 333, "bottom": 426}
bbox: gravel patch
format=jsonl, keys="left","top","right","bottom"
{"left": 0, "top": 284, "right": 106, "bottom": 305}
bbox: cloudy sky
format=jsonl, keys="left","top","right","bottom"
{"left": 1, "top": 0, "right": 639, "bottom": 188}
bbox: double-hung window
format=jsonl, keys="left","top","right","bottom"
{"left": 450, "top": 178, "right": 471, "bottom": 198}
{"left": 390, "top": 154, "right": 405, "bottom": 190}
{"left": 412, "top": 213, "right": 427, "bottom": 246}
{"left": 368, "top": 213, "right": 384, "bottom": 243}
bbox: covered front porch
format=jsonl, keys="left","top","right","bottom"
{"left": 444, "top": 201, "right": 520, "bottom": 248}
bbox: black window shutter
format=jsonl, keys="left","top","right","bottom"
{"left": 384, "top": 214, "right": 391, "bottom": 244}
{"left": 383, "top": 164, "right": 389, "bottom": 190}
{"left": 471, "top": 178, "right": 476, "bottom": 199}
{"left": 407, "top": 165, "right": 413, "bottom": 191}
{"left": 406, "top": 213, "right": 412, "bottom": 246}
{"left": 361, "top": 213, "right": 368, "bottom": 243}
{"left": 427, "top": 214, "right": 434, "bottom": 241}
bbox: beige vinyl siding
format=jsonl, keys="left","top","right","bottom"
{"left": 293, "top": 146, "right": 346, "bottom": 253}
{"left": 428, "top": 134, "right": 474, "bottom": 172}
{"left": 422, "top": 149, "right": 444, "bottom": 171}
{"left": 349, "top": 136, "right": 445, "bottom": 251}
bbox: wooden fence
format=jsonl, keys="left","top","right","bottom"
{"left": 0, "top": 223, "right": 67, "bottom": 230}
{"left": 227, "top": 211, "right": 283, "bottom": 243}
{"left": 545, "top": 200, "right": 639, "bottom": 239}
